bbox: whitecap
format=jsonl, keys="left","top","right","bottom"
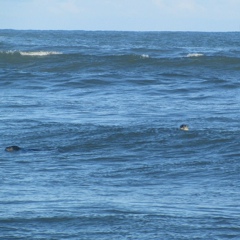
{"left": 187, "top": 53, "right": 204, "bottom": 58}
{"left": 0, "top": 50, "right": 16, "bottom": 55}
{"left": 141, "top": 54, "right": 150, "bottom": 58}
{"left": 19, "top": 51, "right": 62, "bottom": 56}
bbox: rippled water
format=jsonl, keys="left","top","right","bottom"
{"left": 0, "top": 30, "right": 240, "bottom": 239}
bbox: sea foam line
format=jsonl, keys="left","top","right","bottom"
{"left": 19, "top": 51, "right": 62, "bottom": 56}
{"left": 187, "top": 53, "right": 204, "bottom": 57}
{"left": 0, "top": 50, "right": 62, "bottom": 56}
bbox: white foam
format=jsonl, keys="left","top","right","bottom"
{"left": 187, "top": 53, "right": 204, "bottom": 58}
{"left": 19, "top": 51, "right": 62, "bottom": 56}
{"left": 141, "top": 54, "right": 150, "bottom": 58}
{"left": 0, "top": 50, "right": 15, "bottom": 55}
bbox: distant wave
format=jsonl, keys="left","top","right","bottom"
{"left": 141, "top": 54, "right": 150, "bottom": 59}
{"left": 20, "top": 51, "right": 62, "bottom": 56}
{"left": 0, "top": 50, "right": 62, "bottom": 57}
{"left": 186, "top": 53, "right": 204, "bottom": 58}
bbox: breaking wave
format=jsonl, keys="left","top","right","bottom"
{"left": 186, "top": 53, "right": 204, "bottom": 57}
{"left": 141, "top": 54, "right": 150, "bottom": 58}
{"left": 0, "top": 50, "right": 62, "bottom": 57}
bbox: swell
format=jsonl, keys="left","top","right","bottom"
{"left": 3, "top": 120, "right": 240, "bottom": 160}
{"left": 0, "top": 50, "right": 62, "bottom": 57}
{"left": 1, "top": 49, "right": 240, "bottom": 72}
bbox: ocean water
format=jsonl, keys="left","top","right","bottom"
{"left": 1, "top": 30, "right": 240, "bottom": 239}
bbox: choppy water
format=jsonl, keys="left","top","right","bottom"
{"left": 1, "top": 30, "right": 240, "bottom": 239}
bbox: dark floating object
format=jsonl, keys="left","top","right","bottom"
{"left": 5, "top": 146, "right": 22, "bottom": 152}
{"left": 180, "top": 124, "right": 189, "bottom": 131}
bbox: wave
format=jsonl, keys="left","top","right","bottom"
{"left": 186, "top": 53, "right": 204, "bottom": 58}
{"left": 20, "top": 51, "right": 62, "bottom": 56}
{"left": 0, "top": 50, "right": 62, "bottom": 57}
{"left": 140, "top": 54, "right": 150, "bottom": 59}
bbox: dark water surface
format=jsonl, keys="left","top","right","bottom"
{"left": 1, "top": 30, "right": 240, "bottom": 239}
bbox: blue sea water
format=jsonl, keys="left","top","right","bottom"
{"left": 0, "top": 30, "right": 240, "bottom": 239}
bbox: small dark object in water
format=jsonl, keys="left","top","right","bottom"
{"left": 5, "top": 146, "right": 22, "bottom": 152}
{"left": 180, "top": 124, "right": 189, "bottom": 131}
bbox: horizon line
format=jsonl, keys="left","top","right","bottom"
{"left": 1, "top": 28, "right": 240, "bottom": 33}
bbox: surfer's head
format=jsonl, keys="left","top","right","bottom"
{"left": 180, "top": 124, "right": 189, "bottom": 131}
{"left": 5, "top": 146, "right": 21, "bottom": 152}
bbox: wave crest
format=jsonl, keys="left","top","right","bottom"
{"left": 0, "top": 50, "right": 62, "bottom": 57}
{"left": 141, "top": 54, "right": 150, "bottom": 59}
{"left": 20, "top": 51, "right": 62, "bottom": 56}
{"left": 187, "top": 53, "right": 204, "bottom": 58}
